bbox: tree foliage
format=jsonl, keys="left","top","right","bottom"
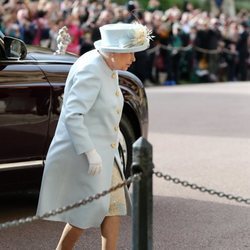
{"left": 114, "top": 0, "right": 249, "bottom": 12}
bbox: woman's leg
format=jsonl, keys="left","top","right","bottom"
{"left": 101, "top": 216, "right": 121, "bottom": 250}
{"left": 56, "top": 223, "right": 84, "bottom": 250}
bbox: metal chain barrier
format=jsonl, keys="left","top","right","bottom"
{"left": 1, "top": 168, "right": 249, "bottom": 231}
{"left": 0, "top": 173, "right": 142, "bottom": 230}
{"left": 153, "top": 170, "right": 250, "bottom": 205}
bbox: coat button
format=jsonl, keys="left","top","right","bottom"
{"left": 111, "top": 143, "right": 116, "bottom": 148}
{"left": 116, "top": 108, "right": 121, "bottom": 115}
{"left": 114, "top": 126, "right": 118, "bottom": 131}
{"left": 115, "top": 90, "right": 120, "bottom": 96}
{"left": 112, "top": 72, "right": 116, "bottom": 79}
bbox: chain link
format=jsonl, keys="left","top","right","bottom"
{"left": 153, "top": 170, "right": 250, "bottom": 205}
{"left": 1, "top": 168, "right": 249, "bottom": 230}
{"left": 0, "top": 173, "right": 142, "bottom": 230}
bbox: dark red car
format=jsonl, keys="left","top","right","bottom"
{"left": 0, "top": 31, "right": 148, "bottom": 192}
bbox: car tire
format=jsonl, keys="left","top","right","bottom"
{"left": 119, "top": 114, "right": 136, "bottom": 179}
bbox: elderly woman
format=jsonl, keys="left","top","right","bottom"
{"left": 36, "top": 22, "right": 152, "bottom": 250}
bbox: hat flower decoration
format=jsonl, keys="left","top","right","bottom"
{"left": 122, "top": 22, "right": 154, "bottom": 48}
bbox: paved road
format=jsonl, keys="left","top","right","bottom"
{"left": 147, "top": 82, "right": 250, "bottom": 250}
{"left": 0, "top": 82, "right": 250, "bottom": 249}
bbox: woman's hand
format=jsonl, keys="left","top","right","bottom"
{"left": 85, "top": 149, "right": 102, "bottom": 176}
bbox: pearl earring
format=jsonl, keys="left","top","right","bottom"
{"left": 111, "top": 54, "right": 115, "bottom": 63}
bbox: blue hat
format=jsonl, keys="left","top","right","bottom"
{"left": 94, "top": 23, "right": 153, "bottom": 53}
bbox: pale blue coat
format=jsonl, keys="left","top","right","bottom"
{"left": 36, "top": 50, "right": 131, "bottom": 229}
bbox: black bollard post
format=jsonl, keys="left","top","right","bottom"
{"left": 131, "top": 137, "right": 153, "bottom": 250}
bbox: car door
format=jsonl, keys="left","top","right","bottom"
{"left": 0, "top": 62, "right": 51, "bottom": 167}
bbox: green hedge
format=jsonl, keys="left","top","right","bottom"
{"left": 113, "top": 0, "right": 249, "bottom": 12}
{"left": 142, "top": 0, "right": 208, "bottom": 10}
{"left": 113, "top": 0, "right": 208, "bottom": 11}
{"left": 235, "top": 0, "right": 250, "bottom": 11}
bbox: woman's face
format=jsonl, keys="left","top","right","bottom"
{"left": 112, "top": 53, "right": 136, "bottom": 71}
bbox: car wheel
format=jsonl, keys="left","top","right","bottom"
{"left": 119, "top": 114, "right": 136, "bottom": 179}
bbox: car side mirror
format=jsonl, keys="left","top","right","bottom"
{"left": 4, "top": 36, "right": 27, "bottom": 60}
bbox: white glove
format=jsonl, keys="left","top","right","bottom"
{"left": 85, "top": 149, "right": 102, "bottom": 176}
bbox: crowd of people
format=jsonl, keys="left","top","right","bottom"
{"left": 0, "top": 0, "right": 249, "bottom": 85}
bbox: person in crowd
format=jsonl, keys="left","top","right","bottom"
{"left": 1, "top": 14, "right": 21, "bottom": 38}
{"left": 166, "top": 22, "right": 183, "bottom": 85}
{"left": 236, "top": 21, "right": 249, "bottom": 81}
{"left": 64, "top": 5, "right": 84, "bottom": 55}
{"left": 0, "top": 0, "right": 249, "bottom": 83}
{"left": 90, "top": 9, "right": 115, "bottom": 43}
{"left": 146, "top": 0, "right": 161, "bottom": 12}
{"left": 128, "top": 11, "right": 151, "bottom": 85}
{"left": 124, "top": 0, "right": 136, "bottom": 23}
{"left": 16, "top": 8, "right": 36, "bottom": 44}
{"left": 36, "top": 22, "right": 152, "bottom": 250}
{"left": 207, "top": 18, "right": 222, "bottom": 82}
